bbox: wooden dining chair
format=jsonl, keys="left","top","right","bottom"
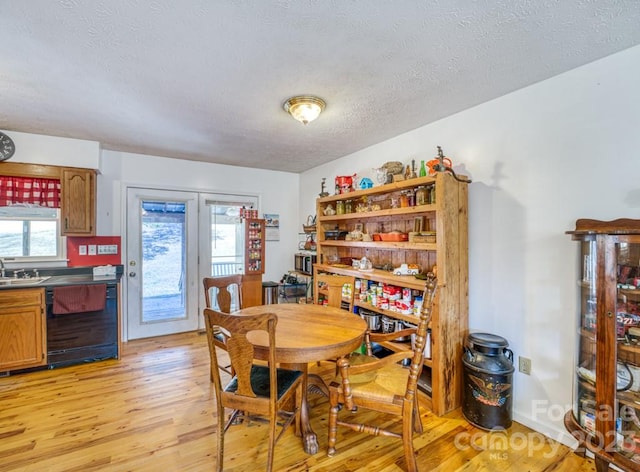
{"left": 204, "top": 308, "right": 303, "bottom": 472}
{"left": 203, "top": 275, "right": 243, "bottom": 313}
{"left": 326, "top": 274, "right": 437, "bottom": 472}
{"left": 203, "top": 275, "right": 244, "bottom": 377}
{"left": 314, "top": 273, "right": 355, "bottom": 312}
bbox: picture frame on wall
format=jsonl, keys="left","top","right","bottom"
{"left": 264, "top": 213, "right": 280, "bottom": 241}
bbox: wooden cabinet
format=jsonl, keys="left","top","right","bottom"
{"left": 240, "top": 218, "right": 265, "bottom": 308}
{"left": 565, "top": 219, "right": 640, "bottom": 472}
{"left": 244, "top": 218, "right": 265, "bottom": 275}
{"left": 0, "top": 288, "right": 46, "bottom": 371}
{"left": 61, "top": 167, "right": 96, "bottom": 236}
{"left": 314, "top": 173, "right": 468, "bottom": 416}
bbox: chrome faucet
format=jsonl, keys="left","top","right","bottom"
{"left": 13, "top": 268, "right": 25, "bottom": 279}
{"left": 0, "top": 259, "right": 4, "bottom": 278}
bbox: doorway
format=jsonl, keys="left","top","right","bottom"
{"left": 125, "top": 187, "right": 258, "bottom": 340}
{"left": 126, "top": 188, "right": 199, "bottom": 339}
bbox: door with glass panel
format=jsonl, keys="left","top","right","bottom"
{"left": 126, "top": 188, "right": 198, "bottom": 339}
{"left": 197, "top": 193, "right": 258, "bottom": 321}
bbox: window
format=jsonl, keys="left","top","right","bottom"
{"left": 0, "top": 205, "right": 63, "bottom": 260}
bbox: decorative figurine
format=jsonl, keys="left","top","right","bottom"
{"left": 358, "top": 177, "right": 374, "bottom": 189}
{"left": 335, "top": 174, "right": 356, "bottom": 194}
{"left": 426, "top": 146, "right": 472, "bottom": 183}
{"left": 319, "top": 178, "right": 329, "bottom": 197}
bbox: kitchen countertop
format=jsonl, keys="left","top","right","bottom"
{"left": 0, "top": 266, "right": 123, "bottom": 290}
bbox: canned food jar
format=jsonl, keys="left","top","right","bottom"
{"left": 416, "top": 186, "right": 428, "bottom": 205}
{"left": 345, "top": 200, "right": 353, "bottom": 213}
{"left": 462, "top": 333, "right": 514, "bottom": 430}
{"left": 336, "top": 201, "right": 345, "bottom": 215}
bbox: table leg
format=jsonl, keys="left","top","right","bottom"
{"left": 299, "top": 363, "right": 319, "bottom": 454}
{"left": 284, "top": 363, "right": 319, "bottom": 454}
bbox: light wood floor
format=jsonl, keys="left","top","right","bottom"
{"left": 0, "top": 332, "right": 596, "bottom": 472}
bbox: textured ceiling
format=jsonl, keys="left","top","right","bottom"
{"left": 1, "top": 1, "right": 639, "bottom": 173}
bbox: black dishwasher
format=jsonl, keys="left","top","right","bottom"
{"left": 45, "top": 283, "right": 118, "bottom": 367}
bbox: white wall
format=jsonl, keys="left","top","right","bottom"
{"left": 300, "top": 44, "right": 640, "bottom": 445}
{"left": 1, "top": 130, "right": 100, "bottom": 169}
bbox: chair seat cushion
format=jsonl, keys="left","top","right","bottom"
{"left": 334, "top": 363, "right": 409, "bottom": 403}
{"left": 226, "top": 365, "right": 302, "bottom": 399}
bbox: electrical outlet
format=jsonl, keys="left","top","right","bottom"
{"left": 88, "top": 245, "right": 97, "bottom": 256}
{"left": 98, "top": 244, "right": 118, "bottom": 255}
{"left": 519, "top": 356, "right": 531, "bottom": 375}
{"left": 79, "top": 245, "right": 87, "bottom": 255}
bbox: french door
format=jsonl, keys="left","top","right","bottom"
{"left": 125, "top": 187, "right": 259, "bottom": 340}
{"left": 126, "top": 188, "right": 198, "bottom": 339}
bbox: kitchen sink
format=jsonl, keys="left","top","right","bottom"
{"left": 0, "top": 276, "right": 51, "bottom": 286}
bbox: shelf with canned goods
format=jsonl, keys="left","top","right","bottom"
{"left": 314, "top": 171, "right": 468, "bottom": 417}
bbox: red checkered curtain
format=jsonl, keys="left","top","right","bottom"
{"left": 0, "top": 176, "right": 61, "bottom": 208}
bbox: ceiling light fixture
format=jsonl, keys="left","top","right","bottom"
{"left": 283, "top": 95, "right": 326, "bottom": 125}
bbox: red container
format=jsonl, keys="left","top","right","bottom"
{"left": 335, "top": 175, "right": 356, "bottom": 194}
{"left": 378, "top": 232, "right": 409, "bottom": 242}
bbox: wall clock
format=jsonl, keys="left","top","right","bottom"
{"left": 0, "top": 132, "right": 16, "bottom": 162}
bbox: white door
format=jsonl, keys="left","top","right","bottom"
{"left": 197, "top": 193, "right": 259, "bottom": 318}
{"left": 126, "top": 188, "right": 199, "bottom": 339}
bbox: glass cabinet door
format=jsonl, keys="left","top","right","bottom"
{"left": 615, "top": 238, "right": 640, "bottom": 462}
{"left": 574, "top": 237, "right": 597, "bottom": 439}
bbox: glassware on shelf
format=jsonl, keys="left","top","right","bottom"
{"left": 419, "top": 160, "right": 427, "bottom": 177}
{"left": 416, "top": 186, "right": 428, "bottom": 205}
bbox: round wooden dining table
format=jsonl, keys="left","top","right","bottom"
{"left": 234, "top": 303, "right": 367, "bottom": 455}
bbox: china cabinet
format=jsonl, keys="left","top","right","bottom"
{"left": 0, "top": 288, "right": 46, "bottom": 371}
{"left": 314, "top": 172, "right": 468, "bottom": 416}
{"left": 565, "top": 218, "right": 640, "bottom": 472}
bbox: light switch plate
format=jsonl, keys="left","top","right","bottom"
{"left": 88, "top": 245, "right": 97, "bottom": 256}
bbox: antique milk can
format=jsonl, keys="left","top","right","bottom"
{"left": 462, "top": 332, "right": 514, "bottom": 430}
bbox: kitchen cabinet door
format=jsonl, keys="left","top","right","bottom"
{"left": 61, "top": 167, "right": 96, "bottom": 236}
{"left": 0, "top": 289, "right": 46, "bottom": 371}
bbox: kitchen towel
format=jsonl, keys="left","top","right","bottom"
{"left": 53, "top": 284, "right": 107, "bottom": 315}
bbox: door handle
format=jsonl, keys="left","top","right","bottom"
{"left": 129, "top": 272, "right": 136, "bottom": 277}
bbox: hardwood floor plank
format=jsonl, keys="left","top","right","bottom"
{"left": 0, "top": 331, "right": 598, "bottom": 472}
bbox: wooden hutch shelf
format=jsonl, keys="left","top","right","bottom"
{"left": 314, "top": 172, "right": 468, "bottom": 416}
